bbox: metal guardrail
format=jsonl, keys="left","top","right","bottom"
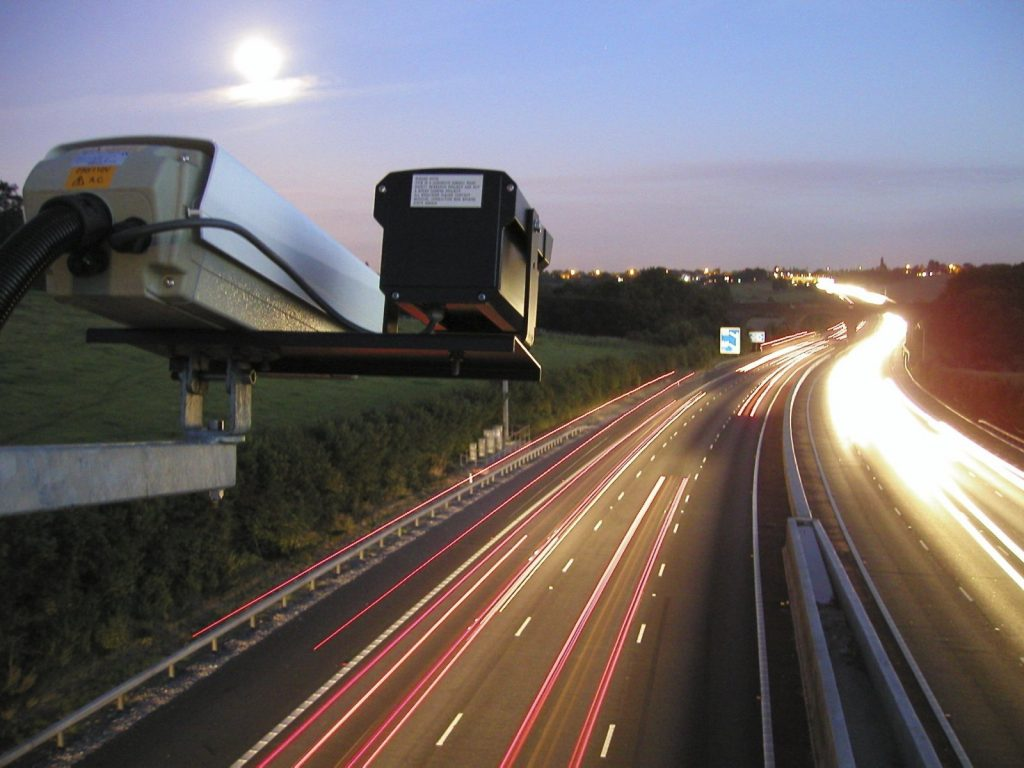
{"left": 0, "top": 419, "right": 591, "bottom": 767}
{"left": 905, "top": 348, "right": 1024, "bottom": 459}
{"left": 782, "top": 362, "right": 941, "bottom": 768}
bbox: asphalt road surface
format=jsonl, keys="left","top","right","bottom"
{"left": 74, "top": 343, "right": 835, "bottom": 768}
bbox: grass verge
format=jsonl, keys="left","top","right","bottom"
{"left": 0, "top": 291, "right": 654, "bottom": 444}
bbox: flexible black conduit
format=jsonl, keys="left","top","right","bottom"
{"left": 0, "top": 194, "right": 111, "bottom": 331}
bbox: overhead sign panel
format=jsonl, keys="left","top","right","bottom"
{"left": 720, "top": 326, "right": 741, "bottom": 355}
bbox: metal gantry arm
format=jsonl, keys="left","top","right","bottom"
{"left": 1, "top": 329, "right": 540, "bottom": 516}
{"left": 0, "top": 356, "right": 254, "bottom": 517}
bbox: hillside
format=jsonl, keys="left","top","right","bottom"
{"left": 0, "top": 291, "right": 653, "bottom": 445}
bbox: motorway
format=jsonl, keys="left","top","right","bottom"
{"left": 60, "top": 312, "right": 1024, "bottom": 767}
{"left": 791, "top": 313, "right": 1024, "bottom": 766}
{"left": 74, "top": 339, "right": 837, "bottom": 767}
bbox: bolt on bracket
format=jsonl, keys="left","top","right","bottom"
{"left": 172, "top": 355, "right": 253, "bottom": 443}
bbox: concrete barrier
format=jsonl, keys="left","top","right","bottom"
{"left": 784, "top": 517, "right": 940, "bottom": 768}
{"left": 784, "top": 518, "right": 856, "bottom": 768}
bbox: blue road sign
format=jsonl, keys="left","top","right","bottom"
{"left": 720, "top": 327, "right": 741, "bottom": 355}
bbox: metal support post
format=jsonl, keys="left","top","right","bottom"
{"left": 226, "top": 361, "right": 254, "bottom": 435}
{"left": 502, "top": 379, "right": 510, "bottom": 444}
{"left": 178, "top": 356, "right": 209, "bottom": 435}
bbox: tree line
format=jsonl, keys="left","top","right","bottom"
{"left": 0, "top": 181, "right": 25, "bottom": 245}
{"left": 920, "top": 263, "right": 1024, "bottom": 372}
{"left": 539, "top": 268, "right": 730, "bottom": 346}
{"left": 910, "top": 263, "right": 1024, "bottom": 433}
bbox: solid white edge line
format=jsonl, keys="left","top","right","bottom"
{"left": 752, "top": 371, "right": 789, "bottom": 768}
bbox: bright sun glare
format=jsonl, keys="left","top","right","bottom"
{"left": 233, "top": 37, "right": 284, "bottom": 83}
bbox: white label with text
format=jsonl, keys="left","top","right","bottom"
{"left": 411, "top": 174, "right": 484, "bottom": 208}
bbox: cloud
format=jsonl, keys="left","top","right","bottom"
{"left": 5, "top": 76, "right": 445, "bottom": 121}
{"left": 207, "top": 76, "right": 320, "bottom": 107}
{"left": 535, "top": 161, "right": 1024, "bottom": 197}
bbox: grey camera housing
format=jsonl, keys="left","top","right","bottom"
{"left": 23, "top": 136, "right": 384, "bottom": 332}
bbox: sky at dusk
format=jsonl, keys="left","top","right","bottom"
{"left": 3, "top": 1, "right": 1022, "bottom": 273}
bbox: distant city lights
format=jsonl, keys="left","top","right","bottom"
{"left": 547, "top": 263, "right": 957, "bottom": 287}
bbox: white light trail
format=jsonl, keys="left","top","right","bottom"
{"left": 826, "top": 312, "right": 1024, "bottom": 590}
{"left": 737, "top": 339, "right": 820, "bottom": 373}
{"left": 816, "top": 277, "right": 890, "bottom": 305}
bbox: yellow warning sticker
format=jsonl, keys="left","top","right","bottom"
{"left": 65, "top": 165, "right": 117, "bottom": 189}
